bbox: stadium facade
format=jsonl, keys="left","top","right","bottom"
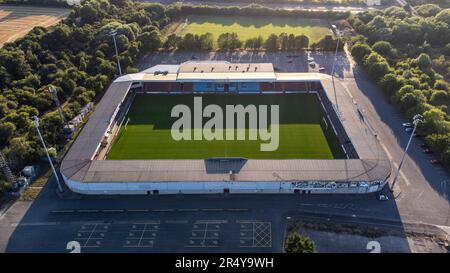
{"left": 60, "top": 61, "right": 391, "bottom": 195}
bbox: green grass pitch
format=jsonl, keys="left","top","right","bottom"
{"left": 177, "top": 15, "right": 331, "bottom": 43}
{"left": 107, "top": 93, "right": 345, "bottom": 160}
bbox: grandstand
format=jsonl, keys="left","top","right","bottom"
{"left": 60, "top": 61, "right": 391, "bottom": 195}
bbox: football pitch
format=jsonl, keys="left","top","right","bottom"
{"left": 175, "top": 15, "right": 331, "bottom": 43}
{"left": 107, "top": 94, "right": 344, "bottom": 160}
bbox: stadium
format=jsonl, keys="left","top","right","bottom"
{"left": 60, "top": 61, "right": 391, "bottom": 195}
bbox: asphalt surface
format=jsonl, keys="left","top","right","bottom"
{"left": 1, "top": 50, "right": 449, "bottom": 253}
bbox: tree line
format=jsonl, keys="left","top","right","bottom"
{"left": 167, "top": 4, "right": 350, "bottom": 21}
{"left": 162, "top": 32, "right": 341, "bottom": 51}
{"left": 349, "top": 6, "right": 450, "bottom": 166}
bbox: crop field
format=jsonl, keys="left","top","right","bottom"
{"left": 0, "top": 5, "right": 69, "bottom": 47}
{"left": 107, "top": 93, "right": 344, "bottom": 160}
{"left": 174, "top": 15, "right": 331, "bottom": 42}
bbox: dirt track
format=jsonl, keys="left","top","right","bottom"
{"left": 0, "top": 5, "right": 70, "bottom": 47}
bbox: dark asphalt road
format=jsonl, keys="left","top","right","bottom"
{"left": 3, "top": 175, "right": 404, "bottom": 253}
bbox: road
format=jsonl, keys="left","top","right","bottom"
{"left": 139, "top": 0, "right": 386, "bottom": 13}
{"left": 1, "top": 49, "right": 449, "bottom": 253}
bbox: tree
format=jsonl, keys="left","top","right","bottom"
{"left": 351, "top": 43, "right": 372, "bottom": 63}
{"left": 372, "top": 41, "right": 392, "bottom": 57}
{"left": 217, "top": 33, "right": 242, "bottom": 50}
{"left": 434, "top": 80, "right": 448, "bottom": 91}
{"left": 420, "top": 108, "right": 450, "bottom": 135}
{"left": 80, "top": 3, "right": 100, "bottom": 25}
{"left": 284, "top": 231, "right": 315, "bottom": 253}
{"left": 312, "top": 35, "right": 336, "bottom": 51}
{"left": 436, "top": 8, "right": 450, "bottom": 25}
{"left": 198, "top": 33, "right": 214, "bottom": 50}
{"left": 163, "top": 34, "right": 180, "bottom": 50}
{"left": 378, "top": 73, "right": 403, "bottom": 97}
{"left": 279, "top": 33, "right": 289, "bottom": 51}
{"left": 0, "top": 122, "right": 16, "bottom": 148}
{"left": 4, "top": 136, "right": 37, "bottom": 167}
{"left": 139, "top": 30, "right": 162, "bottom": 51}
{"left": 415, "top": 4, "right": 442, "bottom": 17}
{"left": 363, "top": 52, "right": 390, "bottom": 81}
{"left": 430, "top": 90, "right": 449, "bottom": 106}
{"left": 264, "top": 34, "right": 279, "bottom": 51}
{"left": 416, "top": 53, "right": 432, "bottom": 70}
{"left": 425, "top": 133, "right": 450, "bottom": 155}
{"left": 294, "top": 35, "right": 309, "bottom": 49}
{"left": 245, "top": 36, "right": 263, "bottom": 50}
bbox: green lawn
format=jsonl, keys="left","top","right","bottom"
{"left": 107, "top": 94, "right": 344, "bottom": 160}
{"left": 176, "top": 15, "right": 331, "bottom": 43}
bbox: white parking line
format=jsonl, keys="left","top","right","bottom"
{"left": 78, "top": 210, "right": 99, "bottom": 213}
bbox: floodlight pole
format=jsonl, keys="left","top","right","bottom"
{"left": 110, "top": 30, "right": 122, "bottom": 76}
{"left": 32, "top": 116, "right": 63, "bottom": 193}
{"left": 390, "top": 114, "right": 422, "bottom": 192}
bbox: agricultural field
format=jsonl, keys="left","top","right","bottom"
{"left": 0, "top": 5, "right": 69, "bottom": 47}
{"left": 107, "top": 93, "right": 344, "bottom": 160}
{"left": 174, "top": 15, "right": 332, "bottom": 43}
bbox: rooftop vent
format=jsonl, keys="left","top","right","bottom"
{"left": 211, "top": 67, "right": 214, "bottom": 72}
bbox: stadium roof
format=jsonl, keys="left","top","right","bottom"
{"left": 61, "top": 64, "right": 391, "bottom": 185}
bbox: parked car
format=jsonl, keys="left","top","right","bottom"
{"left": 430, "top": 159, "right": 441, "bottom": 165}
{"left": 402, "top": 122, "right": 413, "bottom": 128}
{"left": 318, "top": 67, "right": 326, "bottom": 73}
{"left": 419, "top": 143, "right": 428, "bottom": 148}
{"left": 309, "top": 62, "right": 316, "bottom": 68}
{"left": 307, "top": 56, "right": 314, "bottom": 62}
{"left": 405, "top": 127, "right": 413, "bottom": 132}
{"left": 378, "top": 194, "right": 389, "bottom": 201}
{"left": 287, "top": 60, "right": 293, "bottom": 63}
{"left": 422, "top": 148, "right": 433, "bottom": 154}
{"left": 191, "top": 55, "right": 198, "bottom": 60}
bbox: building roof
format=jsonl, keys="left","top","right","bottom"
{"left": 116, "top": 61, "right": 278, "bottom": 82}
{"left": 179, "top": 61, "right": 274, "bottom": 74}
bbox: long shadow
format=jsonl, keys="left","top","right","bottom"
{"left": 352, "top": 65, "right": 450, "bottom": 207}
{"left": 187, "top": 14, "right": 328, "bottom": 29}
{"left": 5, "top": 174, "right": 410, "bottom": 253}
